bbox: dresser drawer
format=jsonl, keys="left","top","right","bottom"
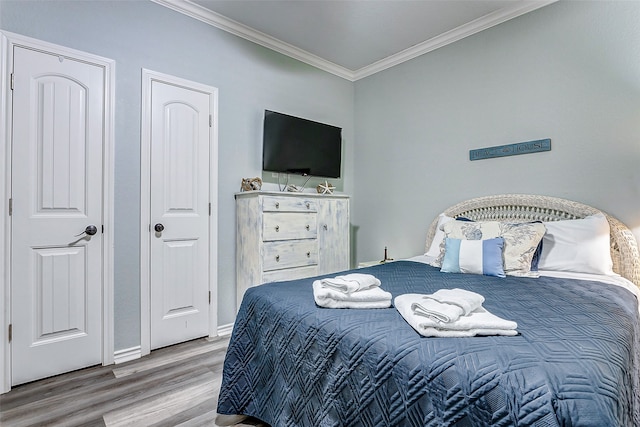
{"left": 263, "top": 240, "right": 318, "bottom": 271}
{"left": 263, "top": 265, "right": 318, "bottom": 283}
{"left": 262, "top": 196, "right": 317, "bottom": 212}
{"left": 263, "top": 212, "right": 317, "bottom": 241}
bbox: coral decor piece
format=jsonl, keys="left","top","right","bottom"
{"left": 240, "top": 177, "right": 262, "bottom": 192}
{"left": 316, "top": 181, "right": 335, "bottom": 195}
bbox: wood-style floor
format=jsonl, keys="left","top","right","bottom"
{"left": 0, "top": 336, "right": 265, "bottom": 427}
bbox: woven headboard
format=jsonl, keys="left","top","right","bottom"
{"left": 425, "top": 194, "right": 640, "bottom": 287}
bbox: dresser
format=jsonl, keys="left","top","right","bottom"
{"left": 235, "top": 191, "right": 350, "bottom": 309}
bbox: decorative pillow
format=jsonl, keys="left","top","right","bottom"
{"left": 425, "top": 213, "right": 453, "bottom": 257}
{"left": 441, "top": 237, "right": 506, "bottom": 277}
{"left": 530, "top": 238, "right": 543, "bottom": 272}
{"left": 538, "top": 213, "right": 613, "bottom": 275}
{"left": 426, "top": 216, "right": 479, "bottom": 262}
{"left": 433, "top": 220, "right": 546, "bottom": 277}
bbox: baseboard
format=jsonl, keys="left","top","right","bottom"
{"left": 113, "top": 345, "right": 142, "bottom": 364}
{"left": 217, "top": 323, "right": 234, "bottom": 337}
{"left": 113, "top": 323, "right": 234, "bottom": 364}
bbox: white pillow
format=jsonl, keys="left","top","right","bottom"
{"left": 425, "top": 214, "right": 453, "bottom": 257}
{"left": 538, "top": 213, "right": 614, "bottom": 275}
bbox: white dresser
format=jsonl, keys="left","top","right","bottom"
{"left": 235, "top": 191, "right": 350, "bottom": 308}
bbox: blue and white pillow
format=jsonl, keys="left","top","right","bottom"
{"left": 432, "top": 220, "right": 546, "bottom": 277}
{"left": 441, "top": 237, "right": 506, "bottom": 277}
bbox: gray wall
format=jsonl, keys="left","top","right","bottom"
{"left": 3, "top": 0, "right": 639, "bottom": 352}
{"left": 353, "top": 1, "right": 640, "bottom": 264}
{"left": 1, "top": 0, "right": 354, "bottom": 350}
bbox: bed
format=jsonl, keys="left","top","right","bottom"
{"left": 217, "top": 194, "right": 640, "bottom": 426}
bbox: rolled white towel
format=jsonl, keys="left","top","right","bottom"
{"left": 426, "top": 288, "right": 485, "bottom": 316}
{"left": 313, "top": 280, "right": 391, "bottom": 309}
{"left": 395, "top": 293, "right": 518, "bottom": 338}
{"left": 320, "top": 273, "right": 381, "bottom": 293}
{"left": 411, "top": 299, "right": 464, "bottom": 323}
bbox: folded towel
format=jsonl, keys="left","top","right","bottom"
{"left": 395, "top": 293, "right": 517, "bottom": 337}
{"left": 414, "top": 327, "right": 518, "bottom": 338}
{"left": 320, "top": 273, "right": 381, "bottom": 293}
{"left": 411, "top": 299, "right": 465, "bottom": 323}
{"left": 313, "top": 280, "right": 391, "bottom": 309}
{"left": 409, "top": 288, "right": 484, "bottom": 323}
{"left": 426, "top": 288, "right": 485, "bottom": 316}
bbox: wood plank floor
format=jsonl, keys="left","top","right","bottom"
{"left": 0, "top": 336, "right": 266, "bottom": 427}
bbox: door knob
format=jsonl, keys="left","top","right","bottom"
{"left": 75, "top": 225, "right": 98, "bottom": 237}
{"left": 154, "top": 223, "right": 164, "bottom": 232}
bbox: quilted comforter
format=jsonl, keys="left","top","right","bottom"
{"left": 217, "top": 261, "right": 640, "bottom": 426}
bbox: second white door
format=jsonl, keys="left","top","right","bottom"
{"left": 150, "top": 78, "right": 212, "bottom": 350}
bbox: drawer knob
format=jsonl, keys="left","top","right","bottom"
{"left": 323, "top": 224, "right": 328, "bottom": 230}
{"left": 275, "top": 202, "right": 280, "bottom": 209}
{"left": 306, "top": 251, "right": 311, "bottom": 258}
{"left": 305, "top": 224, "right": 310, "bottom": 231}
{"left": 275, "top": 225, "right": 280, "bottom": 232}
{"left": 305, "top": 202, "right": 310, "bottom": 209}
{"left": 276, "top": 255, "right": 280, "bottom": 262}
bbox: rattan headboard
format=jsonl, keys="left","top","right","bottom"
{"left": 425, "top": 194, "right": 640, "bottom": 287}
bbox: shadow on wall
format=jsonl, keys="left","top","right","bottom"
{"left": 631, "top": 225, "right": 640, "bottom": 247}
{"left": 225, "top": 33, "right": 320, "bottom": 76}
{"left": 350, "top": 224, "right": 359, "bottom": 269}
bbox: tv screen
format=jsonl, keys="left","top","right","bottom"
{"left": 262, "top": 110, "right": 342, "bottom": 178}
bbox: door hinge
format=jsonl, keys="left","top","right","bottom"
{"left": 209, "top": 202, "right": 211, "bottom": 216}
{"left": 209, "top": 114, "right": 212, "bottom": 128}
{"left": 10, "top": 73, "right": 14, "bottom": 91}
{"left": 102, "top": 225, "right": 104, "bottom": 234}
{"left": 209, "top": 291, "right": 211, "bottom": 304}
{"left": 8, "top": 324, "right": 12, "bottom": 343}
{"left": 8, "top": 198, "right": 12, "bottom": 216}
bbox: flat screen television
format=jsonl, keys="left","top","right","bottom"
{"left": 262, "top": 110, "right": 342, "bottom": 178}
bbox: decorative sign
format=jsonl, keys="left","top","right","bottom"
{"left": 470, "top": 138, "right": 551, "bottom": 161}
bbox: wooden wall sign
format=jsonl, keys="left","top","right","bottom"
{"left": 470, "top": 138, "right": 551, "bottom": 161}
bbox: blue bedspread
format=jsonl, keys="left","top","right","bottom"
{"left": 217, "top": 261, "right": 640, "bottom": 426}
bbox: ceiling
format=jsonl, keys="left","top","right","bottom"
{"left": 154, "top": 0, "right": 555, "bottom": 81}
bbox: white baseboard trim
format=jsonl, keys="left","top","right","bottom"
{"left": 217, "top": 323, "right": 234, "bottom": 337}
{"left": 113, "top": 323, "right": 233, "bottom": 364}
{"left": 113, "top": 346, "right": 142, "bottom": 364}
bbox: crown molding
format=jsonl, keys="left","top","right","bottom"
{"left": 353, "top": 0, "right": 557, "bottom": 80}
{"left": 153, "top": 0, "right": 556, "bottom": 82}
{"left": 151, "top": 0, "right": 355, "bottom": 80}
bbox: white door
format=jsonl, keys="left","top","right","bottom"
{"left": 11, "top": 46, "right": 104, "bottom": 385}
{"left": 149, "top": 79, "right": 211, "bottom": 350}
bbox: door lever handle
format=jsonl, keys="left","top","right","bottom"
{"left": 75, "top": 225, "right": 98, "bottom": 237}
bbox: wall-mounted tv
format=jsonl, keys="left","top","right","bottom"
{"left": 262, "top": 110, "right": 342, "bottom": 178}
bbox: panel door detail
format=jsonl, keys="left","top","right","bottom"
{"left": 11, "top": 46, "right": 105, "bottom": 385}
{"left": 150, "top": 80, "right": 210, "bottom": 350}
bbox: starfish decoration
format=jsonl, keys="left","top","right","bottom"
{"left": 317, "top": 181, "right": 335, "bottom": 195}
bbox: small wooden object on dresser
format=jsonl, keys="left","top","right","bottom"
{"left": 235, "top": 191, "right": 350, "bottom": 309}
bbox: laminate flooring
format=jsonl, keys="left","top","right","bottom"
{"left": 0, "top": 336, "right": 266, "bottom": 427}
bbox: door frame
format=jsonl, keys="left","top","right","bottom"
{"left": 0, "top": 30, "right": 115, "bottom": 393}
{"left": 140, "top": 69, "right": 218, "bottom": 357}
